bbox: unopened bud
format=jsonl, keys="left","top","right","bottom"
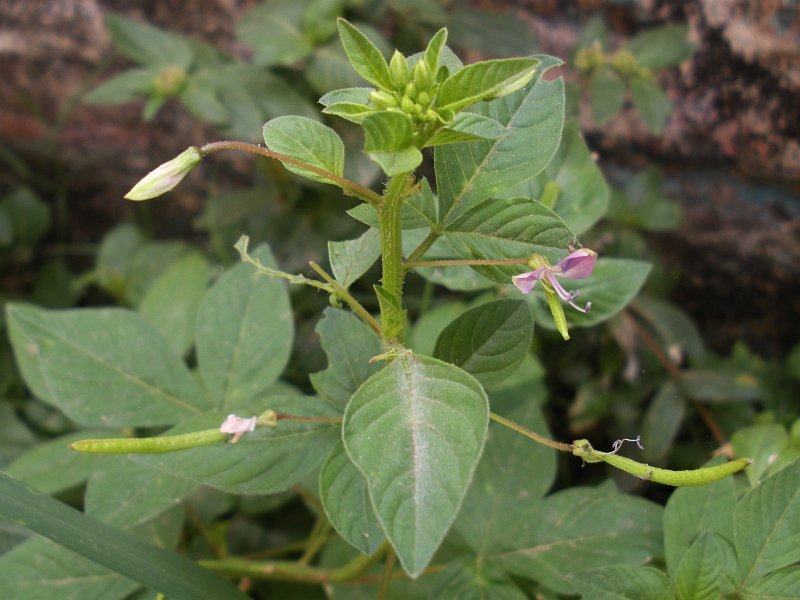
{"left": 369, "top": 90, "right": 398, "bottom": 109}
{"left": 389, "top": 50, "right": 411, "bottom": 89}
{"left": 404, "top": 82, "right": 417, "bottom": 97}
{"left": 124, "top": 147, "right": 202, "bottom": 201}
{"left": 417, "top": 91, "right": 430, "bottom": 106}
{"left": 423, "top": 109, "right": 438, "bottom": 122}
{"left": 413, "top": 60, "right": 431, "bottom": 88}
{"left": 400, "top": 96, "right": 416, "bottom": 113}
{"left": 153, "top": 66, "right": 187, "bottom": 98}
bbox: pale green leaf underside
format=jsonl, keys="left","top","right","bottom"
{"left": 437, "top": 57, "right": 540, "bottom": 113}
{"left": 343, "top": 353, "right": 489, "bottom": 577}
{"left": 329, "top": 228, "right": 381, "bottom": 288}
{"left": 6, "top": 304, "right": 209, "bottom": 427}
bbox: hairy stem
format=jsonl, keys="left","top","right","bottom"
{"left": 200, "top": 141, "right": 381, "bottom": 206}
{"left": 379, "top": 173, "right": 413, "bottom": 341}
{"left": 489, "top": 412, "right": 574, "bottom": 452}
{"left": 308, "top": 261, "right": 382, "bottom": 336}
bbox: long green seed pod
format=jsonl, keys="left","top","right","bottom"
{"left": 572, "top": 439, "right": 751, "bottom": 486}
{"left": 70, "top": 429, "right": 228, "bottom": 454}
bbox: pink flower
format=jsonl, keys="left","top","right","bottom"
{"left": 512, "top": 249, "right": 597, "bottom": 313}
{"left": 219, "top": 414, "right": 257, "bottom": 443}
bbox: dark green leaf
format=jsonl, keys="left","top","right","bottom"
{"left": 627, "top": 25, "right": 694, "bottom": 70}
{"left": 570, "top": 565, "right": 672, "bottom": 600}
{"left": 425, "top": 113, "right": 507, "bottom": 147}
{"left": 741, "top": 566, "right": 800, "bottom": 599}
{"left": 631, "top": 75, "right": 672, "bottom": 133}
{"left": 105, "top": 13, "right": 193, "bottom": 68}
{"left": 735, "top": 461, "right": 800, "bottom": 586}
{"left": 434, "top": 299, "right": 532, "bottom": 388}
{"left": 1, "top": 187, "right": 51, "bottom": 249}
{"left": 497, "top": 119, "right": 609, "bottom": 235}
{"left": 342, "top": 353, "right": 489, "bottom": 576}
{"left": 437, "top": 57, "right": 540, "bottom": 113}
{"left": 443, "top": 197, "right": 577, "bottom": 283}
{"left": 236, "top": 0, "right": 313, "bottom": 66}
{"left": 435, "top": 55, "right": 564, "bottom": 224}
{"left": 589, "top": 65, "right": 625, "bottom": 125}
{"left": 7, "top": 304, "right": 210, "bottom": 427}
{"left": 641, "top": 381, "right": 685, "bottom": 462}
{"left": 309, "top": 307, "right": 383, "bottom": 410}
{"left": 83, "top": 67, "right": 160, "bottom": 105}
{"left": 319, "top": 442, "right": 385, "bottom": 554}
{"left": 674, "top": 531, "right": 739, "bottom": 600}
{"left": 336, "top": 19, "right": 392, "bottom": 90}
{"left": 307, "top": 42, "right": 367, "bottom": 94}
{"left": 196, "top": 244, "right": 292, "bottom": 409}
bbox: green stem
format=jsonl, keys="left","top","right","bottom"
{"left": 308, "top": 262, "right": 382, "bottom": 336}
{"left": 201, "top": 542, "right": 388, "bottom": 584}
{"left": 235, "top": 236, "right": 333, "bottom": 293}
{"left": 405, "top": 257, "right": 528, "bottom": 270}
{"left": 200, "top": 141, "right": 381, "bottom": 207}
{"left": 489, "top": 412, "right": 574, "bottom": 453}
{"left": 405, "top": 230, "right": 440, "bottom": 265}
{"left": 379, "top": 173, "right": 413, "bottom": 341}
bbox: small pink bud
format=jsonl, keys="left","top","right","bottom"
{"left": 219, "top": 414, "right": 257, "bottom": 443}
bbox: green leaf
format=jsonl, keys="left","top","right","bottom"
{"left": 139, "top": 253, "right": 209, "bottom": 356}
{"left": 342, "top": 353, "right": 489, "bottom": 576}
{"left": 362, "top": 110, "right": 413, "bottom": 152}
{"left": 735, "top": 461, "right": 800, "bottom": 586}
{"left": 631, "top": 74, "right": 672, "bottom": 133}
{"left": 433, "top": 299, "right": 532, "bottom": 388}
{"left": 322, "top": 102, "right": 373, "bottom": 123}
{"left": 196, "top": 244, "right": 292, "bottom": 410}
{"left": 139, "top": 396, "right": 339, "bottom": 494}
{"left": 105, "top": 13, "right": 193, "bottom": 68}
{"left": 328, "top": 228, "right": 380, "bottom": 288}
{"left": 446, "top": 7, "right": 535, "bottom": 58}
{"left": 489, "top": 486, "right": 663, "bottom": 595}
{"left": 408, "top": 301, "right": 467, "bottom": 356}
{"left": 0, "top": 472, "right": 249, "bottom": 600}
{"left": 403, "top": 230, "right": 495, "bottom": 292}
{"left": 368, "top": 147, "right": 423, "bottom": 176}
{"left": 640, "top": 381, "right": 685, "bottom": 462}
{"left": 674, "top": 531, "right": 739, "bottom": 600}
{"left": 319, "top": 87, "right": 373, "bottom": 107}
{"left": 430, "top": 560, "right": 527, "bottom": 599}
{"left": 496, "top": 120, "right": 609, "bottom": 235}
{"left": 437, "top": 57, "right": 540, "bottom": 113}
{"left": 589, "top": 65, "right": 625, "bottom": 124}
{"left": 425, "top": 112, "right": 507, "bottom": 147}
{"left": 347, "top": 178, "right": 437, "bottom": 229}
{"left": 336, "top": 19, "right": 392, "bottom": 90}
{"left": 236, "top": 0, "right": 313, "bottom": 66}
{"left": 262, "top": 116, "right": 345, "bottom": 186}
{"left": 663, "top": 458, "right": 737, "bottom": 577}
{"left": 83, "top": 67, "right": 161, "bottom": 105}
{"left": 454, "top": 386, "right": 554, "bottom": 553}
{"left": 627, "top": 25, "right": 694, "bottom": 70}
{"left": 94, "top": 223, "right": 146, "bottom": 297}
{"left": 631, "top": 296, "right": 705, "bottom": 361}
{"left": 4, "top": 430, "right": 106, "bottom": 495}
{"left": 612, "top": 167, "right": 682, "bottom": 231}
{"left": 85, "top": 458, "right": 197, "bottom": 529}
{"left": 180, "top": 75, "right": 230, "bottom": 125}
{"left": 319, "top": 441, "right": 385, "bottom": 555}
{"left": 732, "top": 424, "right": 789, "bottom": 486}
{"left": 678, "top": 369, "right": 761, "bottom": 403}
{"left": 570, "top": 566, "right": 672, "bottom": 600}
{"left": 307, "top": 42, "right": 367, "bottom": 94}
{"left": 434, "top": 55, "right": 564, "bottom": 224}
{"left": 309, "top": 307, "right": 383, "bottom": 410}
{"left": 443, "top": 197, "right": 577, "bottom": 283}
{"left": 1, "top": 187, "right": 51, "bottom": 249}
{"left": 741, "top": 566, "right": 800, "bottom": 599}
{"left": 522, "top": 258, "right": 651, "bottom": 329}
{"left": 6, "top": 304, "right": 210, "bottom": 427}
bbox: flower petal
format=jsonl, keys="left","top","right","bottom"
{"left": 220, "top": 414, "right": 257, "bottom": 443}
{"left": 512, "top": 267, "right": 547, "bottom": 294}
{"left": 556, "top": 249, "right": 597, "bottom": 280}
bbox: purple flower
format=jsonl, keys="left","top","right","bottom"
{"left": 512, "top": 248, "right": 597, "bottom": 313}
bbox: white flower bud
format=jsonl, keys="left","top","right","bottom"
{"left": 124, "top": 147, "right": 202, "bottom": 201}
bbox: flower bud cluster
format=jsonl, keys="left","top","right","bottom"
{"left": 153, "top": 66, "right": 188, "bottom": 98}
{"left": 368, "top": 53, "right": 450, "bottom": 127}
{"left": 574, "top": 44, "right": 651, "bottom": 80}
